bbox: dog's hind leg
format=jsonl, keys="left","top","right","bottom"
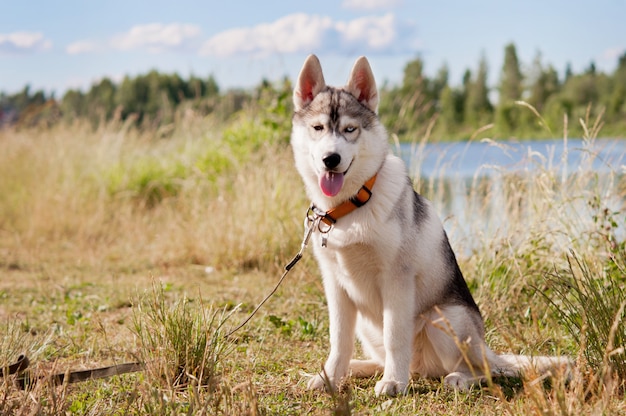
{"left": 349, "top": 359, "right": 384, "bottom": 378}
{"left": 350, "top": 315, "right": 385, "bottom": 377}
{"left": 422, "top": 305, "right": 491, "bottom": 390}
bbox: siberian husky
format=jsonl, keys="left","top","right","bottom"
{"left": 290, "top": 54, "right": 570, "bottom": 396}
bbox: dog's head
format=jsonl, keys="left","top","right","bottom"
{"left": 291, "top": 55, "right": 388, "bottom": 208}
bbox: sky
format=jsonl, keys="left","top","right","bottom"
{"left": 1, "top": 0, "right": 625, "bottom": 97}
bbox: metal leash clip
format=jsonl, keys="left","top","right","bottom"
{"left": 307, "top": 205, "right": 334, "bottom": 247}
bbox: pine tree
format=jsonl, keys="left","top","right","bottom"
{"left": 397, "top": 57, "right": 430, "bottom": 133}
{"left": 608, "top": 53, "right": 626, "bottom": 119}
{"left": 496, "top": 43, "right": 524, "bottom": 136}
{"left": 60, "top": 89, "right": 85, "bottom": 120}
{"left": 458, "top": 69, "right": 472, "bottom": 123}
{"left": 564, "top": 63, "right": 573, "bottom": 82}
{"left": 86, "top": 78, "right": 117, "bottom": 121}
{"left": 527, "top": 52, "right": 560, "bottom": 113}
{"left": 465, "top": 54, "right": 492, "bottom": 126}
{"left": 430, "top": 63, "right": 449, "bottom": 103}
{"left": 439, "top": 85, "right": 458, "bottom": 132}
{"left": 499, "top": 43, "right": 523, "bottom": 102}
{"left": 401, "top": 57, "right": 426, "bottom": 95}
{"left": 520, "top": 52, "right": 561, "bottom": 134}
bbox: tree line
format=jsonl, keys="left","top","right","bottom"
{"left": 379, "top": 43, "right": 626, "bottom": 139}
{"left": 1, "top": 43, "right": 625, "bottom": 140}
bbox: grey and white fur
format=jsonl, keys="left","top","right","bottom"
{"left": 291, "top": 54, "right": 570, "bottom": 397}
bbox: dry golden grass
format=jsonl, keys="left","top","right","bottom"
{"left": 0, "top": 112, "right": 624, "bottom": 414}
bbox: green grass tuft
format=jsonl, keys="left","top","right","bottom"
{"left": 132, "top": 284, "right": 233, "bottom": 389}
{"left": 543, "top": 252, "right": 626, "bottom": 381}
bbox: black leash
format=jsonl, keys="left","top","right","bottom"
{"left": 2, "top": 354, "right": 144, "bottom": 390}
{"left": 224, "top": 206, "right": 327, "bottom": 338}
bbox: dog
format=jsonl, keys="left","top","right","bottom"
{"left": 290, "top": 54, "right": 570, "bottom": 397}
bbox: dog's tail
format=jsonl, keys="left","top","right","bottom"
{"left": 487, "top": 350, "right": 573, "bottom": 379}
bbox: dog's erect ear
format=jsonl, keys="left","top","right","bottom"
{"left": 346, "top": 56, "right": 378, "bottom": 112}
{"left": 294, "top": 55, "right": 326, "bottom": 111}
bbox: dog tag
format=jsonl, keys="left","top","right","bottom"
{"left": 317, "top": 221, "right": 332, "bottom": 248}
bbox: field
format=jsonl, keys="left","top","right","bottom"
{"left": 1, "top": 107, "right": 625, "bottom": 415}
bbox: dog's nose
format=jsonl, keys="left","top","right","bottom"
{"left": 322, "top": 153, "right": 341, "bottom": 169}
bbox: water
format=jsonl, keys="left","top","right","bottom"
{"left": 394, "top": 138, "right": 626, "bottom": 251}
{"left": 399, "top": 138, "right": 626, "bottom": 179}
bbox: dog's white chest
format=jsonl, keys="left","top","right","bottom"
{"left": 316, "top": 241, "right": 385, "bottom": 320}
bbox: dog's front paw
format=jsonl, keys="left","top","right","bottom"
{"left": 307, "top": 373, "right": 337, "bottom": 392}
{"left": 374, "top": 379, "right": 408, "bottom": 397}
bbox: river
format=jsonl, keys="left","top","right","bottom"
{"left": 395, "top": 138, "right": 626, "bottom": 251}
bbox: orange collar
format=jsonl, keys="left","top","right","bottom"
{"left": 314, "top": 174, "right": 377, "bottom": 226}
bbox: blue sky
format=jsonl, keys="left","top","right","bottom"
{"left": 1, "top": 0, "right": 625, "bottom": 96}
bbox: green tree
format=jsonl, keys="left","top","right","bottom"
{"left": 116, "top": 75, "right": 146, "bottom": 121}
{"left": 495, "top": 43, "right": 524, "bottom": 135}
{"left": 205, "top": 75, "right": 219, "bottom": 97}
{"left": 458, "top": 69, "right": 472, "bottom": 123}
{"left": 565, "top": 73, "right": 600, "bottom": 107}
{"left": 379, "top": 56, "right": 432, "bottom": 136}
{"left": 402, "top": 57, "right": 427, "bottom": 93}
{"left": 564, "top": 62, "right": 573, "bottom": 82}
{"left": 8, "top": 86, "right": 44, "bottom": 112}
{"left": 86, "top": 78, "right": 117, "bottom": 123}
{"left": 550, "top": 65, "right": 611, "bottom": 136}
{"left": 608, "top": 53, "right": 626, "bottom": 120}
{"left": 586, "top": 61, "right": 597, "bottom": 76}
{"left": 527, "top": 54, "right": 560, "bottom": 113}
{"left": 465, "top": 54, "right": 492, "bottom": 126}
{"left": 438, "top": 85, "right": 459, "bottom": 134}
{"left": 499, "top": 43, "right": 523, "bottom": 102}
{"left": 518, "top": 52, "right": 560, "bottom": 134}
{"left": 187, "top": 74, "right": 219, "bottom": 99}
{"left": 60, "top": 89, "right": 85, "bottom": 121}
{"left": 430, "top": 63, "right": 449, "bottom": 105}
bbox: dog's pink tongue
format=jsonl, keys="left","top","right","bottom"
{"left": 319, "top": 171, "right": 344, "bottom": 197}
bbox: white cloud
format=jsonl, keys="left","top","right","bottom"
{"left": 200, "top": 14, "right": 333, "bottom": 57}
{"left": 0, "top": 31, "right": 52, "bottom": 54}
{"left": 336, "top": 14, "right": 396, "bottom": 50}
{"left": 66, "top": 40, "right": 97, "bottom": 55}
{"left": 342, "top": 0, "right": 403, "bottom": 11}
{"left": 110, "top": 23, "right": 202, "bottom": 53}
{"left": 199, "top": 13, "right": 415, "bottom": 57}
{"left": 600, "top": 46, "right": 625, "bottom": 62}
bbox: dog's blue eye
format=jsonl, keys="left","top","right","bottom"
{"left": 344, "top": 126, "right": 357, "bottom": 133}
{"left": 313, "top": 125, "right": 324, "bottom": 131}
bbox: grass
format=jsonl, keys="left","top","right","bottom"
{"left": 0, "top": 105, "right": 625, "bottom": 414}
